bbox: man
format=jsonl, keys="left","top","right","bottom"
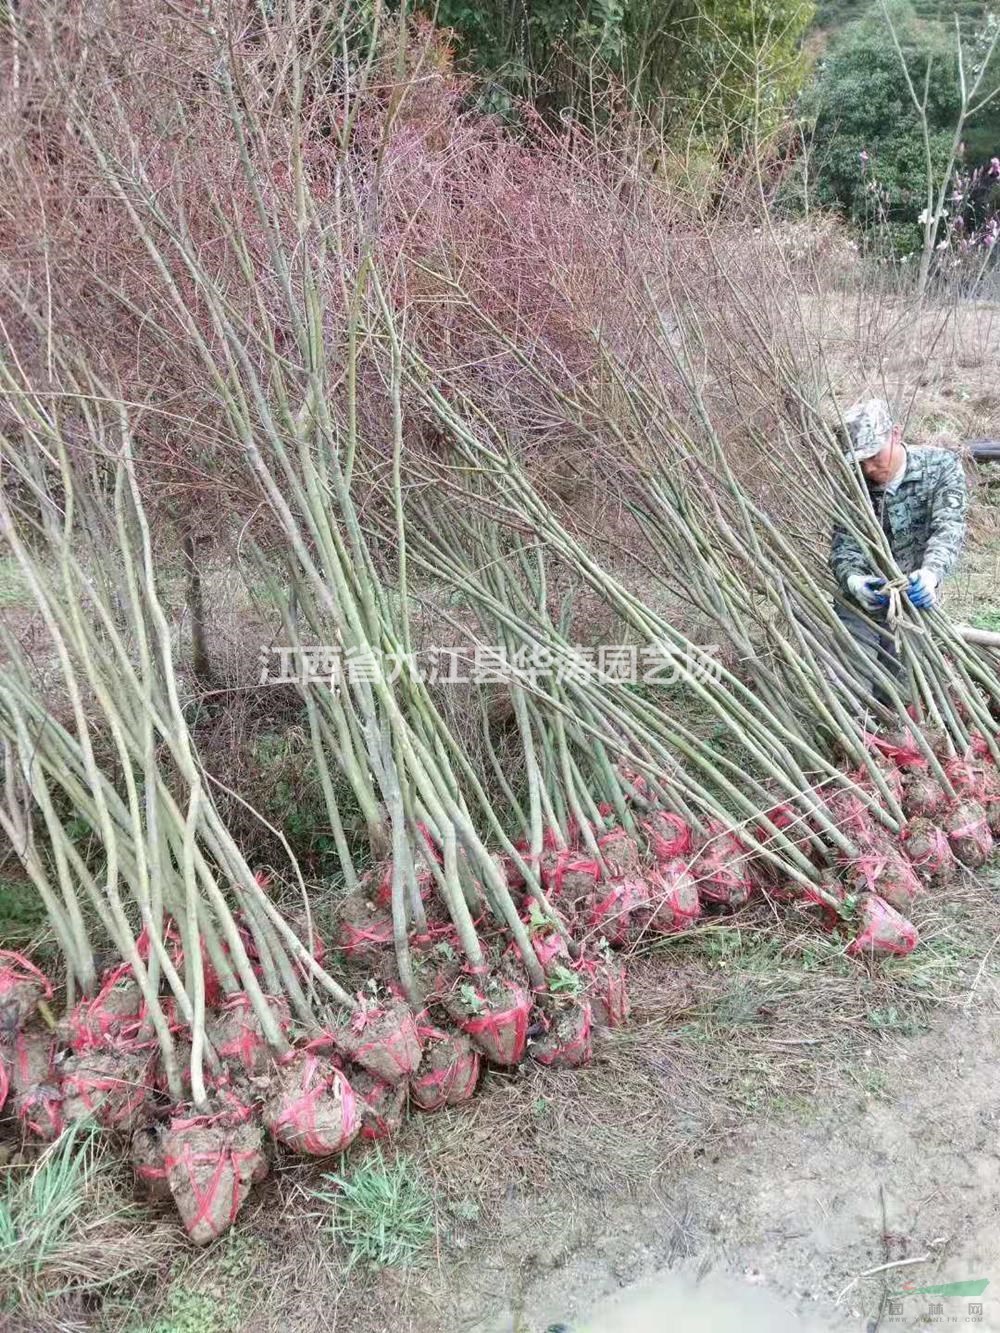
{"left": 830, "top": 397, "right": 968, "bottom": 695}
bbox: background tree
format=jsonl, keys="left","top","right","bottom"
{"left": 420, "top": 0, "right": 815, "bottom": 141}
{"left": 799, "top": 0, "right": 1000, "bottom": 257}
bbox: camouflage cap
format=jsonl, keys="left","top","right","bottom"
{"left": 842, "top": 398, "right": 894, "bottom": 461}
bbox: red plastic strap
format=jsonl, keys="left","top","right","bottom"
{"left": 587, "top": 881, "right": 630, "bottom": 942}
{"left": 134, "top": 919, "right": 184, "bottom": 965}
{"left": 852, "top": 850, "right": 887, "bottom": 888}
{"left": 549, "top": 851, "right": 600, "bottom": 893}
{"left": 410, "top": 920, "right": 461, "bottom": 948}
{"left": 133, "top": 923, "right": 223, "bottom": 1007}
{"left": 415, "top": 822, "right": 442, "bottom": 861}
{"left": 13, "top": 1031, "right": 44, "bottom": 1086}
{"left": 449, "top": 1051, "right": 479, "bottom": 1100}
{"left": 950, "top": 819, "right": 988, "bottom": 838}
{"left": 0, "top": 949, "right": 54, "bottom": 999}
{"left": 0, "top": 1055, "right": 8, "bottom": 1113}
{"left": 412, "top": 1049, "right": 478, "bottom": 1105}
{"left": 944, "top": 756, "right": 985, "bottom": 797}
{"left": 800, "top": 883, "right": 842, "bottom": 932}
{"left": 692, "top": 834, "right": 753, "bottom": 903}
{"left": 618, "top": 768, "right": 651, "bottom": 802}
{"left": 864, "top": 731, "right": 927, "bottom": 770}
{"left": 413, "top": 1064, "right": 452, "bottom": 1094}
{"left": 214, "top": 995, "right": 267, "bottom": 1069}
{"left": 68, "top": 986, "right": 148, "bottom": 1053}
{"left": 762, "top": 804, "right": 798, "bottom": 835}
{"left": 463, "top": 999, "right": 529, "bottom": 1058}
{"left": 64, "top": 1058, "right": 152, "bottom": 1126}
{"left": 905, "top": 827, "right": 950, "bottom": 870}
{"left": 352, "top": 1028, "right": 410, "bottom": 1078}
{"left": 17, "top": 1086, "right": 64, "bottom": 1139}
{"left": 644, "top": 812, "right": 692, "bottom": 859}
{"left": 271, "top": 1053, "right": 357, "bottom": 1155}
{"left": 558, "top": 1020, "right": 591, "bottom": 1064}
{"left": 533, "top": 1007, "right": 592, "bottom": 1067}
{"left": 339, "top": 920, "right": 393, "bottom": 951}
{"left": 847, "top": 895, "right": 919, "bottom": 957}
{"left": 411, "top": 1027, "right": 475, "bottom": 1107}
{"left": 163, "top": 1140, "right": 259, "bottom": 1234}
{"left": 531, "top": 930, "right": 569, "bottom": 968}
{"left": 970, "top": 732, "right": 992, "bottom": 759}
{"left": 135, "top": 1160, "right": 168, "bottom": 1183}
{"left": 648, "top": 864, "right": 701, "bottom": 930}
{"left": 171, "top": 1097, "right": 254, "bottom": 1134}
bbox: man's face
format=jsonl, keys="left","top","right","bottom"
{"left": 858, "top": 426, "right": 902, "bottom": 486}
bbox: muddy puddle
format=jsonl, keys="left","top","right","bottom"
{"left": 540, "top": 1267, "right": 842, "bottom": 1333}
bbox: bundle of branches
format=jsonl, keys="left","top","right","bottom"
{"left": 355, "top": 94, "right": 1000, "bottom": 947}
{"left": 2, "top": 0, "right": 998, "bottom": 1248}
{"left": 0, "top": 2, "right": 640, "bottom": 1242}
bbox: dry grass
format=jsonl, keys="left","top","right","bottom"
{"left": 0, "top": 1126, "right": 183, "bottom": 1333}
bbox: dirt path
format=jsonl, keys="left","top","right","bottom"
{"left": 477, "top": 999, "right": 1000, "bottom": 1333}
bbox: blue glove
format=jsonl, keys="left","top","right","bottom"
{"left": 846, "top": 573, "right": 889, "bottom": 611}
{"left": 907, "top": 568, "right": 939, "bottom": 610}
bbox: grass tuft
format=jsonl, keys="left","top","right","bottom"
{"left": 0, "top": 1122, "right": 179, "bottom": 1322}
{"left": 312, "top": 1151, "right": 434, "bottom": 1270}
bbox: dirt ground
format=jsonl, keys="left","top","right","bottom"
{"left": 449, "top": 919, "right": 1000, "bottom": 1333}
{"left": 477, "top": 994, "right": 1000, "bottom": 1333}
{"left": 106, "top": 880, "right": 996, "bottom": 1333}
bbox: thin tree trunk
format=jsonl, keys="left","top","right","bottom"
{"left": 182, "top": 529, "right": 214, "bottom": 687}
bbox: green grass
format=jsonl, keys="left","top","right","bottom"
{"left": 120, "top": 1230, "right": 263, "bottom": 1333}
{"left": 0, "top": 557, "right": 29, "bottom": 608}
{"left": 0, "top": 876, "right": 50, "bottom": 948}
{"left": 0, "top": 1126, "right": 96, "bottom": 1292}
{"left": 134, "top": 1289, "right": 235, "bottom": 1333}
{"left": 0, "top": 1123, "right": 175, "bottom": 1319}
{"left": 312, "top": 1152, "right": 435, "bottom": 1270}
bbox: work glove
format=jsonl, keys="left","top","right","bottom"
{"left": 846, "top": 573, "right": 889, "bottom": 611}
{"left": 907, "top": 567, "right": 939, "bottom": 610}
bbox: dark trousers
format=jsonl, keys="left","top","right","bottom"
{"left": 836, "top": 603, "right": 902, "bottom": 705}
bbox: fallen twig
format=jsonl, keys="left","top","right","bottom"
{"left": 837, "top": 1254, "right": 931, "bottom": 1304}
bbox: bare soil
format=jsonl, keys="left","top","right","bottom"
{"left": 476, "top": 1000, "right": 1000, "bottom": 1333}
{"left": 121, "top": 881, "right": 996, "bottom": 1333}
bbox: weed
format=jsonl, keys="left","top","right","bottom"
{"left": 867, "top": 1005, "right": 927, "bottom": 1036}
{"left": 458, "top": 982, "right": 485, "bottom": 1012}
{"left": 854, "top": 1067, "right": 892, "bottom": 1100}
{"left": 0, "top": 876, "right": 50, "bottom": 947}
{"left": 546, "top": 964, "right": 584, "bottom": 996}
{"left": 312, "top": 1151, "right": 434, "bottom": 1269}
{"left": 709, "top": 981, "right": 789, "bottom": 1028}
{"left": 136, "top": 1288, "right": 236, "bottom": 1333}
{"left": 449, "top": 1199, "right": 481, "bottom": 1222}
{"left": 123, "top": 1231, "right": 261, "bottom": 1333}
{"left": 0, "top": 1123, "right": 176, "bottom": 1318}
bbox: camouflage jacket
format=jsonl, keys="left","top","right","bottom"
{"left": 830, "top": 447, "right": 968, "bottom": 593}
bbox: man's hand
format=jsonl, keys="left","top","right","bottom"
{"left": 847, "top": 573, "right": 889, "bottom": 611}
{"left": 907, "top": 568, "right": 939, "bottom": 609}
